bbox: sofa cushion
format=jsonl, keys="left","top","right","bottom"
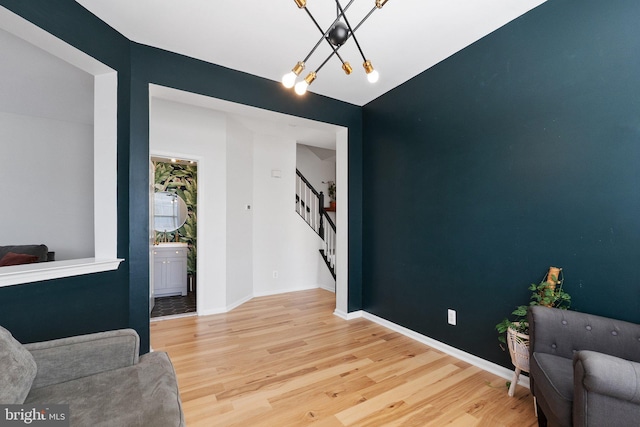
{"left": 25, "top": 351, "right": 184, "bottom": 427}
{"left": 0, "top": 252, "right": 40, "bottom": 266}
{"left": 0, "top": 325, "right": 38, "bottom": 404}
{"left": 0, "top": 245, "right": 49, "bottom": 263}
{"left": 531, "top": 352, "right": 574, "bottom": 426}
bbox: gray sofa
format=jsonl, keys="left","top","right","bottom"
{"left": 1, "top": 326, "right": 185, "bottom": 427}
{"left": 528, "top": 306, "right": 640, "bottom": 427}
{"left": 0, "top": 244, "right": 55, "bottom": 264}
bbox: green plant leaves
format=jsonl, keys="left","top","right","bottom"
{"left": 154, "top": 161, "right": 198, "bottom": 274}
{"left": 496, "top": 272, "right": 572, "bottom": 346}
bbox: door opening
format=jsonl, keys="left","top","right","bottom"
{"left": 149, "top": 156, "right": 198, "bottom": 319}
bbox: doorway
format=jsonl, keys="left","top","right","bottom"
{"left": 150, "top": 156, "right": 198, "bottom": 319}
{"left": 148, "top": 84, "right": 349, "bottom": 317}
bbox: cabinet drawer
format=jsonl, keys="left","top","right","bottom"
{"left": 154, "top": 248, "right": 187, "bottom": 257}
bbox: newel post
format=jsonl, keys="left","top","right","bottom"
{"left": 319, "top": 191, "right": 325, "bottom": 237}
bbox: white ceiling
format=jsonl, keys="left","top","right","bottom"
{"left": 76, "top": 0, "right": 546, "bottom": 106}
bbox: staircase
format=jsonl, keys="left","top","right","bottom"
{"left": 295, "top": 169, "right": 336, "bottom": 279}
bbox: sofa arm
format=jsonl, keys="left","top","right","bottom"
{"left": 573, "top": 350, "right": 640, "bottom": 426}
{"left": 24, "top": 329, "right": 140, "bottom": 389}
{"left": 528, "top": 306, "right": 640, "bottom": 362}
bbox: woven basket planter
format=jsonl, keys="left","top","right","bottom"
{"left": 507, "top": 324, "right": 530, "bottom": 372}
{"left": 506, "top": 323, "right": 530, "bottom": 396}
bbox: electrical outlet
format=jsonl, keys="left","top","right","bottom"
{"left": 448, "top": 309, "right": 457, "bottom": 326}
{"left": 272, "top": 270, "right": 278, "bottom": 279}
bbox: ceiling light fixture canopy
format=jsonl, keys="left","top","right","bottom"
{"left": 282, "top": 0, "right": 389, "bottom": 96}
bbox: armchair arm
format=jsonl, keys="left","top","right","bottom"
{"left": 529, "top": 306, "right": 640, "bottom": 362}
{"left": 24, "top": 329, "right": 140, "bottom": 389}
{"left": 573, "top": 350, "right": 640, "bottom": 426}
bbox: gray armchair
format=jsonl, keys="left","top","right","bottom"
{"left": 1, "top": 326, "right": 184, "bottom": 426}
{"left": 528, "top": 305, "right": 640, "bottom": 427}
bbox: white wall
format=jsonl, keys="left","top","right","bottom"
{"left": 0, "top": 111, "right": 94, "bottom": 259}
{"left": 150, "top": 97, "right": 336, "bottom": 314}
{"left": 150, "top": 98, "right": 228, "bottom": 314}
{"left": 0, "top": 26, "right": 95, "bottom": 260}
{"left": 226, "top": 118, "right": 254, "bottom": 307}
{"left": 252, "top": 135, "right": 335, "bottom": 295}
{"left": 0, "top": 27, "right": 94, "bottom": 126}
{"left": 296, "top": 144, "right": 336, "bottom": 208}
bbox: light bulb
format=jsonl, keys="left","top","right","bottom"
{"left": 282, "top": 72, "right": 297, "bottom": 89}
{"left": 294, "top": 80, "right": 309, "bottom": 95}
{"left": 367, "top": 69, "right": 379, "bottom": 83}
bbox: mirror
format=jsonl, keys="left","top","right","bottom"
{"left": 154, "top": 192, "right": 188, "bottom": 232}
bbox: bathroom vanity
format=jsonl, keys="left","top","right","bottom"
{"left": 153, "top": 242, "right": 188, "bottom": 297}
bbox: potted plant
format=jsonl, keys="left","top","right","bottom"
{"left": 496, "top": 266, "right": 571, "bottom": 396}
{"left": 327, "top": 181, "right": 336, "bottom": 210}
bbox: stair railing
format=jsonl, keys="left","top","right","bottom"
{"left": 295, "top": 169, "right": 336, "bottom": 279}
{"left": 321, "top": 210, "right": 336, "bottom": 277}
{"left": 295, "top": 169, "right": 323, "bottom": 234}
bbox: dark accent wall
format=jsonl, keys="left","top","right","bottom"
{"left": 0, "top": 0, "right": 132, "bottom": 344}
{"left": 362, "top": 0, "right": 640, "bottom": 367}
{"left": 0, "top": 0, "right": 364, "bottom": 353}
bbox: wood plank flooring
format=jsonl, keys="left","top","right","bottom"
{"left": 150, "top": 289, "right": 537, "bottom": 426}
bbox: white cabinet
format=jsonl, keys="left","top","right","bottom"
{"left": 153, "top": 243, "right": 188, "bottom": 297}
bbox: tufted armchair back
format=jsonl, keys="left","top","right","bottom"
{"left": 528, "top": 305, "right": 640, "bottom": 363}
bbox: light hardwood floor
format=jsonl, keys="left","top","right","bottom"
{"left": 151, "top": 289, "right": 537, "bottom": 426}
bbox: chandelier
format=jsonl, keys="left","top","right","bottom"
{"left": 281, "top": 0, "right": 390, "bottom": 95}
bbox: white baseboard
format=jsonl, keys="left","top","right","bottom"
{"left": 342, "top": 310, "right": 529, "bottom": 389}
{"left": 226, "top": 294, "right": 254, "bottom": 312}
{"left": 333, "top": 309, "right": 348, "bottom": 319}
{"left": 253, "top": 284, "right": 319, "bottom": 298}
{"left": 197, "top": 306, "right": 228, "bottom": 316}
{"left": 199, "top": 286, "right": 322, "bottom": 316}
{"left": 198, "top": 294, "right": 252, "bottom": 316}
{"left": 333, "top": 309, "right": 365, "bottom": 321}
{"left": 319, "top": 283, "right": 336, "bottom": 293}
{"left": 150, "top": 312, "right": 197, "bottom": 321}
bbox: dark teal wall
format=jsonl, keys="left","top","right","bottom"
{"left": 0, "top": 0, "right": 364, "bottom": 352}
{"left": 362, "top": 0, "right": 640, "bottom": 367}
{"left": 0, "top": 0, "right": 132, "bottom": 344}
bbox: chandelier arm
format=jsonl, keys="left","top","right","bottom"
{"left": 303, "top": 7, "right": 348, "bottom": 65}
{"left": 303, "top": 38, "right": 326, "bottom": 63}
{"left": 314, "top": 51, "right": 338, "bottom": 74}
{"left": 352, "top": 5, "right": 378, "bottom": 33}
{"left": 326, "top": 0, "right": 357, "bottom": 35}
{"left": 309, "top": 43, "right": 350, "bottom": 75}
{"left": 319, "top": 5, "right": 377, "bottom": 63}
{"left": 334, "top": 0, "right": 367, "bottom": 61}
{"left": 301, "top": 0, "right": 358, "bottom": 64}
{"left": 305, "top": 4, "right": 378, "bottom": 73}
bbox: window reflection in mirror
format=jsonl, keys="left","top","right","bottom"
{"left": 154, "top": 192, "right": 188, "bottom": 232}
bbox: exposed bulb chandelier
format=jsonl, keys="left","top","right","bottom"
{"left": 282, "top": 0, "right": 389, "bottom": 96}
